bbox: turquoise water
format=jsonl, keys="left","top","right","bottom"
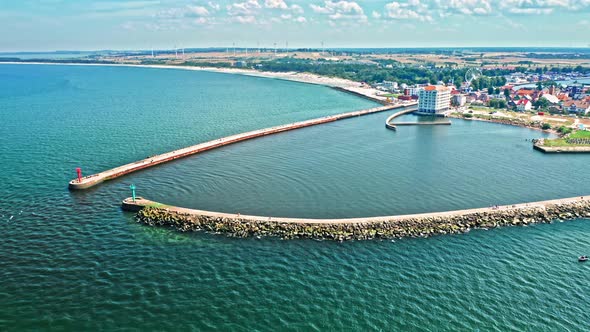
{"left": 0, "top": 52, "right": 98, "bottom": 60}
{"left": 2, "top": 64, "right": 590, "bottom": 330}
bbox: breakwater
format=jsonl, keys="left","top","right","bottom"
{"left": 384, "top": 109, "right": 451, "bottom": 131}
{"left": 384, "top": 108, "right": 415, "bottom": 130}
{"left": 533, "top": 145, "right": 590, "bottom": 153}
{"left": 533, "top": 139, "right": 590, "bottom": 153}
{"left": 124, "top": 196, "right": 590, "bottom": 241}
{"left": 392, "top": 121, "right": 452, "bottom": 126}
{"left": 69, "top": 102, "right": 417, "bottom": 189}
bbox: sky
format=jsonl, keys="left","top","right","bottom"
{"left": 1, "top": 0, "right": 590, "bottom": 52}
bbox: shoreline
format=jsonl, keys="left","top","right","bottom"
{"left": 0, "top": 61, "right": 388, "bottom": 103}
{"left": 447, "top": 113, "right": 560, "bottom": 136}
{"left": 124, "top": 196, "right": 590, "bottom": 241}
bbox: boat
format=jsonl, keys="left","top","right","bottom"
{"left": 579, "top": 256, "right": 588, "bottom": 262}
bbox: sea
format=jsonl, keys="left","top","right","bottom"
{"left": 2, "top": 63, "right": 590, "bottom": 330}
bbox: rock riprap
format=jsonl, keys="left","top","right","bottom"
{"left": 134, "top": 200, "right": 590, "bottom": 241}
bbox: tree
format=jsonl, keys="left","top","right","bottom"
{"left": 488, "top": 87, "right": 494, "bottom": 95}
{"left": 534, "top": 98, "right": 549, "bottom": 110}
{"left": 504, "top": 88, "right": 511, "bottom": 100}
{"left": 557, "top": 126, "right": 573, "bottom": 135}
{"left": 542, "top": 123, "right": 551, "bottom": 130}
{"left": 488, "top": 99, "right": 507, "bottom": 109}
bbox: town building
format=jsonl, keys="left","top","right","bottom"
{"left": 516, "top": 99, "right": 532, "bottom": 112}
{"left": 452, "top": 94, "right": 466, "bottom": 107}
{"left": 406, "top": 86, "right": 423, "bottom": 96}
{"left": 540, "top": 94, "right": 559, "bottom": 104}
{"left": 563, "top": 100, "right": 590, "bottom": 114}
{"left": 416, "top": 85, "right": 451, "bottom": 116}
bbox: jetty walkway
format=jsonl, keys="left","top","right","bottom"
{"left": 385, "top": 111, "right": 451, "bottom": 131}
{"left": 122, "top": 195, "right": 589, "bottom": 225}
{"left": 69, "top": 102, "right": 417, "bottom": 189}
{"left": 393, "top": 121, "right": 451, "bottom": 126}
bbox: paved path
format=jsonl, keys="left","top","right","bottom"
{"left": 122, "top": 195, "right": 589, "bottom": 224}
{"left": 393, "top": 121, "right": 451, "bottom": 126}
{"left": 385, "top": 111, "right": 452, "bottom": 130}
{"left": 70, "top": 102, "right": 417, "bottom": 189}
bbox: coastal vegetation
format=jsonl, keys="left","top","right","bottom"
{"left": 238, "top": 58, "right": 509, "bottom": 86}
{"left": 541, "top": 130, "right": 590, "bottom": 147}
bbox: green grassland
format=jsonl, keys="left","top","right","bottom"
{"left": 542, "top": 130, "right": 590, "bottom": 147}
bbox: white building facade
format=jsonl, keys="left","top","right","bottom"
{"left": 417, "top": 85, "right": 452, "bottom": 115}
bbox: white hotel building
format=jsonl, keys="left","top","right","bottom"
{"left": 416, "top": 85, "right": 452, "bottom": 116}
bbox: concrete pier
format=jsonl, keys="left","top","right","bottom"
{"left": 70, "top": 102, "right": 417, "bottom": 189}
{"left": 385, "top": 111, "right": 451, "bottom": 131}
{"left": 392, "top": 121, "right": 451, "bottom": 126}
{"left": 384, "top": 108, "right": 415, "bottom": 130}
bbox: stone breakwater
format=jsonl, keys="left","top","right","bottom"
{"left": 132, "top": 199, "right": 590, "bottom": 241}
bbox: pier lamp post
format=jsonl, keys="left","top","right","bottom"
{"left": 76, "top": 167, "right": 82, "bottom": 183}
{"left": 130, "top": 184, "right": 137, "bottom": 202}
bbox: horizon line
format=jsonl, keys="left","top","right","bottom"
{"left": 2, "top": 46, "right": 590, "bottom": 54}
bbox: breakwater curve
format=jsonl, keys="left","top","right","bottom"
{"left": 123, "top": 196, "right": 590, "bottom": 241}
{"left": 385, "top": 110, "right": 451, "bottom": 131}
{"left": 69, "top": 102, "right": 417, "bottom": 189}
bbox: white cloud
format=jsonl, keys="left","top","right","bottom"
{"left": 383, "top": 2, "right": 432, "bottom": 22}
{"left": 157, "top": 5, "right": 210, "bottom": 19}
{"left": 265, "top": 0, "right": 288, "bottom": 9}
{"left": 497, "top": 0, "right": 590, "bottom": 15}
{"left": 226, "top": 0, "right": 261, "bottom": 16}
{"left": 231, "top": 15, "right": 257, "bottom": 23}
{"left": 208, "top": 1, "right": 221, "bottom": 11}
{"left": 186, "top": 6, "right": 210, "bottom": 17}
{"left": 295, "top": 16, "right": 307, "bottom": 22}
{"left": 507, "top": 7, "right": 553, "bottom": 14}
{"left": 290, "top": 4, "right": 304, "bottom": 14}
{"left": 435, "top": 0, "right": 493, "bottom": 16}
{"left": 310, "top": 1, "right": 367, "bottom": 22}
{"left": 372, "top": 10, "right": 381, "bottom": 18}
{"left": 265, "top": 0, "right": 305, "bottom": 13}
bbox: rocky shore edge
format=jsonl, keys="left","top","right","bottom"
{"left": 448, "top": 113, "right": 558, "bottom": 136}
{"left": 135, "top": 200, "right": 590, "bottom": 241}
